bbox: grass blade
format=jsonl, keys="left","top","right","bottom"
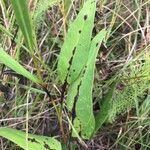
{"left": 10, "top": 0, "right": 36, "bottom": 52}
{"left": 0, "top": 48, "right": 41, "bottom": 84}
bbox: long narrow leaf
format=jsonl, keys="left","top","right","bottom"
{"left": 0, "top": 127, "right": 61, "bottom": 150}
{"left": 67, "top": 30, "right": 107, "bottom": 139}
{"left": 11, "top": 0, "right": 36, "bottom": 52}
{"left": 0, "top": 48, "right": 41, "bottom": 84}
{"left": 57, "top": 0, "right": 97, "bottom": 84}
{"left": 94, "top": 81, "right": 117, "bottom": 134}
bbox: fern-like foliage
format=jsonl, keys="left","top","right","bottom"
{"left": 33, "top": 0, "right": 60, "bottom": 30}
{"left": 108, "top": 81, "right": 149, "bottom": 122}
{"left": 107, "top": 56, "right": 150, "bottom": 122}
{"left": 95, "top": 54, "right": 150, "bottom": 132}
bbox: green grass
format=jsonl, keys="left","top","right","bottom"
{"left": 0, "top": 0, "right": 150, "bottom": 149}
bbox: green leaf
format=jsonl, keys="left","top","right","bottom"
{"left": 107, "top": 57, "right": 150, "bottom": 123}
{"left": 94, "top": 80, "right": 117, "bottom": 134}
{"left": 57, "top": 0, "right": 97, "bottom": 84}
{"left": 0, "top": 127, "right": 61, "bottom": 150}
{"left": 67, "top": 30, "right": 107, "bottom": 139}
{"left": 139, "top": 95, "right": 150, "bottom": 117}
{"left": 10, "top": 0, "right": 36, "bottom": 52}
{"left": 0, "top": 48, "right": 42, "bottom": 84}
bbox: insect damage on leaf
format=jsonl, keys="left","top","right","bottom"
{"left": 84, "top": 15, "right": 88, "bottom": 20}
{"left": 60, "top": 47, "right": 77, "bottom": 104}
{"left": 0, "top": 127, "right": 61, "bottom": 150}
{"left": 43, "top": 141, "right": 51, "bottom": 150}
{"left": 66, "top": 30, "right": 107, "bottom": 139}
{"left": 57, "top": 0, "right": 97, "bottom": 84}
{"left": 71, "top": 81, "right": 82, "bottom": 122}
{"left": 28, "top": 138, "right": 39, "bottom": 144}
{"left": 67, "top": 47, "right": 76, "bottom": 71}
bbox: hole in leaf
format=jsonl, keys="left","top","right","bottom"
{"left": 28, "top": 138, "right": 39, "bottom": 144}
{"left": 84, "top": 15, "right": 87, "bottom": 20}
{"left": 43, "top": 141, "right": 51, "bottom": 150}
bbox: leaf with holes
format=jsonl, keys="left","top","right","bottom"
{"left": 67, "top": 29, "right": 107, "bottom": 139}
{"left": 57, "top": 0, "right": 97, "bottom": 84}
{"left": 0, "top": 127, "right": 61, "bottom": 150}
